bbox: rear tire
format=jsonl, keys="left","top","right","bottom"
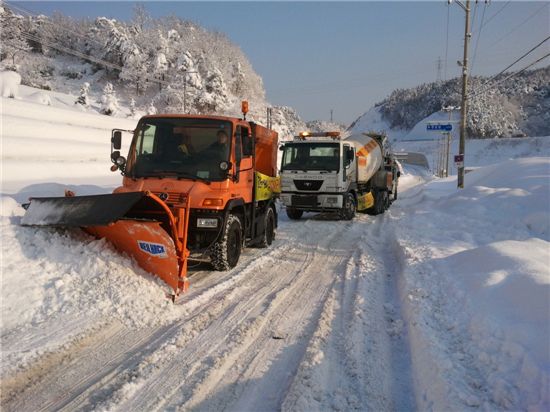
{"left": 258, "top": 207, "right": 276, "bottom": 248}
{"left": 286, "top": 208, "right": 303, "bottom": 220}
{"left": 211, "top": 214, "right": 242, "bottom": 271}
{"left": 368, "top": 190, "right": 388, "bottom": 215}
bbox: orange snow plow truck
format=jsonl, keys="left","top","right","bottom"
{"left": 22, "top": 103, "right": 280, "bottom": 297}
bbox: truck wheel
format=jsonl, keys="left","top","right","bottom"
{"left": 340, "top": 193, "right": 356, "bottom": 220}
{"left": 286, "top": 208, "right": 303, "bottom": 220}
{"left": 368, "top": 190, "right": 387, "bottom": 215}
{"left": 258, "top": 207, "right": 276, "bottom": 248}
{"left": 211, "top": 214, "right": 242, "bottom": 271}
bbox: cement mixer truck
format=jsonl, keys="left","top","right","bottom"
{"left": 279, "top": 131, "right": 399, "bottom": 220}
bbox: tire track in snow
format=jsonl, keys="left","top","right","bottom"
{"left": 281, "top": 213, "right": 417, "bottom": 411}
{"left": 104, "top": 219, "right": 354, "bottom": 411}
{"left": 1, "top": 218, "right": 350, "bottom": 411}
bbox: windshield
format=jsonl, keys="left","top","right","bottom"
{"left": 125, "top": 118, "right": 232, "bottom": 181}
{"left": 281, "top": 143, "right": 340, "bottom": 172}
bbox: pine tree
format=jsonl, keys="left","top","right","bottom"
{"left": 75, "top": 82, "right": 90, "bottom": 107}
{"left": 147, "top": 101, "right": 157, "bottom": 115}
{"left": 129, "top": 97, "right": 136, "bottom": 118}
{"left": 100, "top": 82, "right": 119, "bottom": 116}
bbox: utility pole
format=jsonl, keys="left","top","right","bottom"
{"left": 452, "top": 0, "right": 471, "bottom": 188}
{"left": 436, "top": 56, "right": 443, "bottom": 82}
{"left": 330, "top": 109, "right": 333, "bottom": 123}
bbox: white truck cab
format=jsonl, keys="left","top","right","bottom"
{"left": 279, "top": 131, "right": 399, "bottom": 220}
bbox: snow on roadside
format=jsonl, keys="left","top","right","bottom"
{"left": 394, "top": 157, "right": 550, "bottom": 410}
{"left": 0, "top": 195, "right": 189, "bottom": 380}
{"left": 1, "top": 93, "right": 136, "bottom": 194}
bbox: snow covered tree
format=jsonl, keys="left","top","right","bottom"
{"left": 154, "top": 52, "right": 168, "bottom": 91}
{"left": 147, "top": 101, "right": 157, "bottom": 115}
{"left": 100, "top": 82, "right": 119, "bottom": 115}
{"left": 119, "top": 47, "right": 148, "bottom": 95}
{"left": 195, "top": 68, "right": 229, "bottom": 113}
{"left": 231, "top": 62, "right": 246, "bottom": 97}
{"left": 0, "top": 7, "right": 31, "bottom": 68}
{"left": 75, "top": 82, "right": 90, "bottom": 107}
{"left": 129, "top": 97, "right": 136, "bottom": 118}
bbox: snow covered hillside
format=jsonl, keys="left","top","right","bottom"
{"left": 1, "top": 88, "right": 549, "bottom": 410}
{"left": 349, "top": 66, "right": 550, "bottom": 139}
{"left": 0, "top": 4, "right": 305, "bottom": 141}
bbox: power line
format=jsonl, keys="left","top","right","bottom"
{"left": 468, "top": 52, "right": 550, "bottom": 100}
{"left": 479, "top": 0, "right": 511, "bottom": 30}
{"left": 5, "top": 1, "right": 105, "bottom": 50}
{"left": 18, "top": 31, "right": 174, "bottom": 88}
{"left": 488, "top": 3, "right": 549, "bottom": 49}
{"left": 444, "top": 3, "right": 450, "bottom": 80}
{"left": 470, "top": 1, "right": 488, "bottom": 76}
{"left": 494, "top": 35, "right": 550, "bottom": 77}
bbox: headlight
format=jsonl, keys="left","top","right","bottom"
{"left": 197, "top": 218, "right": 218, "bottom": 228}
{"left": 326, "top": 197, "right": 338, "bottom": 204}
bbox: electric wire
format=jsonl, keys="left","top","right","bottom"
{"left": 479, "top": 0, "right": 511, "bottom": 30}
{"left": 487, "top": 3, "right": 549, "bottom": 49}
{"left": 18, "top": 31, "right": 174, "bottom": 87}
{"left": 468, "top": 52, "right": 550, "bottom": 100}
{"left": 444, "top": 3, "right": 450, "bottom": 80}
{"left": 470, "top": 0, "right": 488, "bottom": 76}
{"left": 5, "top": 1, "right": 106, "bottom": 50}
{"left": 492, "top": 35, "right": 550, "bottom": 78}
{"left": 470, "top": 0, "right": 479, "bottom": 37}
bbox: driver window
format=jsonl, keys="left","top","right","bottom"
{"left": 344, "top": 145, "right": 353, "bottom": 167}
{"left": 241, "top": 127, "right": 253, "bottom": 157}
{"left": 235, "top": 126, "right": 243, "bottom": 162}
{"left": 139, "top": 124, "right": 156, "bottom": 154}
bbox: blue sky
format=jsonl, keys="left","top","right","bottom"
{"left": 16, "top": 1, "right": 550, "bottom": 124}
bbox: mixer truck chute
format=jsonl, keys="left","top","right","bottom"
{"left": 279, "top": 131, "right": 399, "bottom": 220}
{"left": 22, "top": 104, "right": 280, "bottom": 298}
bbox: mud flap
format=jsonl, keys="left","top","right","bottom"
{"left": 22, "top": 192, "right": 190, "bottom": 295}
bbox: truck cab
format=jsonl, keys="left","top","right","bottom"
{"left": 280, "top": 133, "right": 356, "bottom": 218}
{"left": 111, "top": 109, "right": 279, "bottom": 271}
{"left": 279, "top": 131, "right": 399, "bottom": 220}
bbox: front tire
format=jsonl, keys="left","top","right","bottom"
{"left": 258, "top": 207, "right": 276, "bottom": 248}
{"left": 286, "top": 208, "right": 303, "bottom": 220}
{"left": 211, "top": 214, "right": 242, "bottom": 271}
{"left": 340, "top": 193, "right": 356, "bottom": 220}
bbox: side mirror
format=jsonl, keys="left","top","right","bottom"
{"left": 112, "top": 131, "right": 122, "bottom": 150}
{"left": 346, "top": 148, "right": 355, "bottom": 162}
{"left": 279, "top": 145, "right": 285, "bottom": 151}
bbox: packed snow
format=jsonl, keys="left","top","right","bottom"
{"left": 1, "top": 85, "right": 549, "bottom": 411}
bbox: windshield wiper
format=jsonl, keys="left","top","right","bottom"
{"left": 149, "top": 170, "right": 210, "bottom": 183}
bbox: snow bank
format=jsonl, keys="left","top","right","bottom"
{"left": 0, "top": 70, "right": 21, "bottom": 98}
{"left": 395, "top": 157, "right": 550, "bottom": 410}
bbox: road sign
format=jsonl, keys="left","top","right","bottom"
{"left": 427, "top": 123, "right": 453, "bottom": 131}
{"left": 454, "top": 154, "right": 464, "bottom": 167}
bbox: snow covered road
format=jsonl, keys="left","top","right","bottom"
{"left": 2, "top": 92, "right": 548, "bottom": 411}
{"left": 1, "top": 199, "right": 419, "bottom": 411}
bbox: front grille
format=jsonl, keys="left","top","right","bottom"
{"left": 292, "top": 195, "right": 318, "bottom": 207}
{"left": 152, "top": 191, "right": 187, "bottom": 204}
{"left": 294, "top": 180, "right": 323, "bottom": 191}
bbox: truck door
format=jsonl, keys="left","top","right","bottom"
{"left": 234, "top": 125, "right": 254, "bottom": 203}
{"left": 343, "top": 143, "right": 355, "bottom": 185}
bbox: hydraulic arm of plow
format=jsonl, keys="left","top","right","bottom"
{"left": 22, "top": 191, "right": 191, "bottom": 296}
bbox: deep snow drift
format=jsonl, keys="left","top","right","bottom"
{"left": 1, "top": 85, "right": 549, "bottom": 411}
